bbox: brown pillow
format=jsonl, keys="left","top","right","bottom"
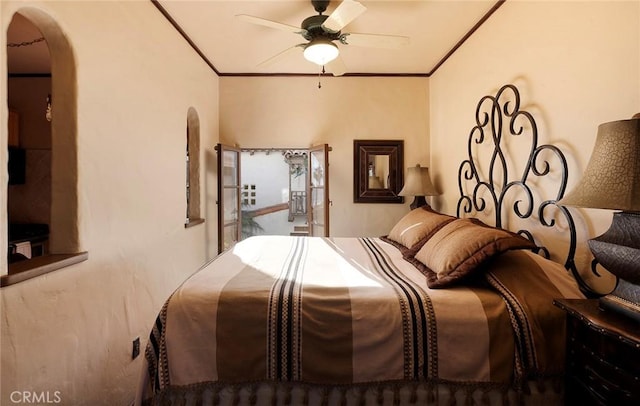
{"left": 411, "top": 218, "right": 537, "bottom": 288}
{"left": 382, "top": 207, "right": 455, "bottom": 253}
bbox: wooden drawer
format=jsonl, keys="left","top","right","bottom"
{"left": 555, "top": 299, "right": 640, "bottom": 406}
{"left": 566, "top": 333, "right": 638, "bottom": 403}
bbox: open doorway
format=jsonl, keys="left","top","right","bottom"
{"left": 240, "top": 149, "right": 309, "bottom": 238}
{"left": 216, "top": 144, "right": 330, "bottom": 253}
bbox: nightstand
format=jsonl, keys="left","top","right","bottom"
{"left": 553, "top": 299, "right": 640, "bottom": 405}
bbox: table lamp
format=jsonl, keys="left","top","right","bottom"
{"left": 558, "top": 114, "right": 640, "bottom": 320}
{"left": 398, "top": 164, "right": 439, "bottom": 210}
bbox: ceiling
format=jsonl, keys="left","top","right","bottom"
{"left": 7, "top": 0, "right": 504, "bottom": 77}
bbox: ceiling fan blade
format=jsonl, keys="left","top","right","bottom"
{"left": 341, "top": 33, "right": 410, "bottom": 49}
{"left": 257, "top": 44, "right": 305, "bottom": 68}
{"left": 237, "top": 14, "right": 307, "bottom": 35}
{"left": 326, "top": 55, "right": 347, "bottom": 76}
{"left": 322, "top": 0, "right": 367, "bottom": 33}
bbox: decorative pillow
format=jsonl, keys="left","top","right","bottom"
{"left": 382, "top": 207, "right": 455, "bottom": 254}
{"left": 411, "top": 218, "right": 537, "bottom": 288}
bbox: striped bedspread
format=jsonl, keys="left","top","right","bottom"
{"left": 141, "top": 235, "right": 583, "bottom": 403}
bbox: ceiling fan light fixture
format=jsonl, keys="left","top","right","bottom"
{"left": 303, "top": 39, "right": 339, "bottom": 66}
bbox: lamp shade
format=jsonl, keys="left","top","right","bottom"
{"left": 398, "top": 164, "right": 439, "bottom": 197}
{"left": 558, "top": 118, "right": 640, "bottom": 212}
{"left": 303, "top": 39, "right": 339, "bottom": 66}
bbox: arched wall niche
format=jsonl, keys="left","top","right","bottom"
{"left": 11, "top": 7, "right": 80, "bottom": 254}
{"left": 186, "top": 106, "right": 201, "bottom": 223}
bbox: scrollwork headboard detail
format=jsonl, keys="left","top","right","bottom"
{"left": 456, "top": 84, "right": 598, "bottom": 297}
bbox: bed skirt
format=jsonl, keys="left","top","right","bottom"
{"left": 140, "top": 378, "right": 563, "bottom": 406}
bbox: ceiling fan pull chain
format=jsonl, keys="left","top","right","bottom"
{"left": 318, "top": 66, "right": 325, "bottom": 89}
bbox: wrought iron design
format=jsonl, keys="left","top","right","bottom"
{"left": 456, "top": 84, "right": 598, "bottom": 297}
{"left": 289, "top": 191, "right": 307, "bottom": 221}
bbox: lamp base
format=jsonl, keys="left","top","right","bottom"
{"left": 599, "top": 279, "right": 640, "bottom": 322}
{"left": 589, "top": 211, "right": 640, "bottom": 322}
{"left": 409, "top": 196, "right": 428, "bottom": 210}
{"left": 588, "top": 211, "right": 640, "bottom": 284}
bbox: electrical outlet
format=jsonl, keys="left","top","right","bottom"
{"left": 132, "top": 337, "right": 140, "bottom": 359}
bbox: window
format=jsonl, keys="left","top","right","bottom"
{"left": 216, "top": 144, "right": 241, "bottom": 253}
{"left": 242, "top": 184, "right": 256, "bottom": 206}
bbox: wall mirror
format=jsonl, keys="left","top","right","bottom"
{"left": 353, "top": 140, "right": 404, "bottom": 203}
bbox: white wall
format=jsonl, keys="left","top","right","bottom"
{"left": 1, "top": 1, "right": 219, "bottom": 404}
{"left": 429, "top": 0, "right": 639, "bottom": 289}
{"left": 220, "top": 76, "right": 430, "bottom": 237}
{"left": 241, "top": 151, "right": 291, "bottom": 209}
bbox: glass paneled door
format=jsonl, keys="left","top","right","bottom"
{"left": 216, "top": 144, "right": 241, "bottom": 253}
{"left": 308, "top": 144, "right": 330, "bottom": 237}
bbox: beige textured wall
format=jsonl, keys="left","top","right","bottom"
{"left": 220, "top": 76, "right": 430, "bottom": 237}
{"left": 1, "top": 1, "right": 219, "bottom": 404}
{"left": 429, "top": 0, "right": 639, "bottom": 289}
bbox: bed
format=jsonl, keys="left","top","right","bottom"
{"left": 136, "top": 85, "right": 591, "bottom": 406}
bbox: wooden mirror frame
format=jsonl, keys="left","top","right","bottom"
{"left": 353, "top": 140, "right": 404, "bottom": 203}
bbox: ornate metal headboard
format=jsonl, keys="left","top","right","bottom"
{"left": 456, "top": 84, "right": 597, "bottom": 296}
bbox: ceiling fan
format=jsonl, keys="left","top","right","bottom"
{"left": 237, "top": 0, "right": 409, "bottom": 76}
